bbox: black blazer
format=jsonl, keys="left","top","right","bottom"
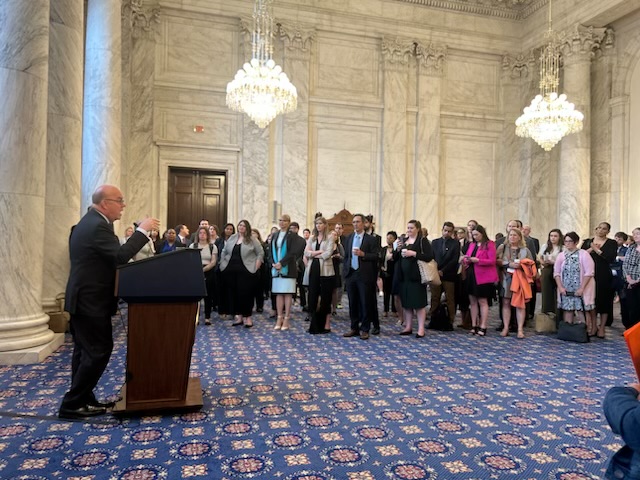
{"left": 396, "top": 237, "right": 435, "bottom": 284}
{"left": 268, "top": 231, "right": 299, "bottom": 279}
{"left": 432, "top": 237, "right": 460, "bottom": 281}
{"left": 65, "top": 209, "right": 149, "bottom": 317}
{"left": 343, "top": 232, "right": 381, "bottom": 281}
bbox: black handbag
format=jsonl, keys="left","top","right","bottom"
{"left": 557, "top": 294, "right": 590, "bottom": 343}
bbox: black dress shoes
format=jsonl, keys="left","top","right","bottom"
{"left": 88, "top": 399, "right": 116, "bottom": 409}
{"left": 58, "top": 404, "right": 107, "bottom": 419}
{"left": 371, "top": 327, "right": 380, "bottom": 335}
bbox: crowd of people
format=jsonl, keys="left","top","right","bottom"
{"left": 123, "top": 215, "right": 640, "bottom": 340}
{"left": 61, "top": 185, "right": 640, "bottom": 476}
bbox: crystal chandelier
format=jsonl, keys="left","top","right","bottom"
{"left": 226, "top": 0, "right": 297, "bottom": 128}
{"left": 515, "top": 0, "right": 583, "bottom": 151}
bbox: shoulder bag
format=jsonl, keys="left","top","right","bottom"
{"left": 417, "top": 239, "right": 441, "bottom": 286}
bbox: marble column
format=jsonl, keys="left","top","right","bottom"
{"left": 558, "top": 25, "right": 605, "bottom": 238}
{"left": 238, "top": 18, "right": 272, "bottom": 229}
{"left": 590, "top": 29, "right": 615, "bottom": 226}
{"left": 499, "top": 52, "right": 535, "bottom": 227}
{"left": 82, "top": 0, "right": 124, "bottom": 212}
{"left": 121, "top": 0, "right": 160, "bottom": 228}
{"left": 414, "top": 42, "right": 446, "bottom": 232}
{"left": 381, "top": 37, "right": 413, "bottom": 228}
{"left": 609, "top": 95, "right": 629, "bottom": 229}
{"left": 277, "top": 23, "right": 315, "bottom": 227}
{"left": 42, "top": 0, "right": 84, "bottom": 314}
{"left": 0, "top": 0, "right": 60, "bottom": 362}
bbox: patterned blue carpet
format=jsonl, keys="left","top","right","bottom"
{"left": 0, "top": 297, "right": 633, "bottom": 479}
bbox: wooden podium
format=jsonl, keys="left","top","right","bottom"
{"left": 113, "top": 249, "right": 207, "bottom": 415}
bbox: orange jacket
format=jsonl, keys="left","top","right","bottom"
{"left": 510, "top": 258, "right": 537, "bottom": 309}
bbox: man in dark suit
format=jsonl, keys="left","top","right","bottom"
{"left": 289, "top": 222, "right": 308, "bottom": 312}
{"left": 523, "top": 224, "right": 540, "bottom": 319}
{"left": 364, "top": 215, "right": 383, "bottom": 334}
{"left": 176, "top": 224, "right": 190, "bottom": 246}
{"left": 343, "top": 214, "right": 380, "bottom": 340}
{"left": 429, "top": 222, "right": 460, "bottom": 328}
{"left": 59, "top": 185, "right": 159, "bottom": 419}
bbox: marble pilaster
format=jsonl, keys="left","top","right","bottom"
{"left": 414, "top": 42, "right": 446, "bottom": 232}
{"left": 381, "top": 37, "right": 413, "bottom": 228}
{"left": 558, "top": 25, "right": 605, "bottom": 237}
{"left": 0, "top": 0, "right": 59, "bottom": 360}
{"left": 498, "top": 51, "right": 536, "bottom": 230}
{"left": 82, "top": 0, "right": 124, "bottom": 212}
{"left": 277, "top": 23, "right": 315, "bottom": 227}
{"left": 609, "top": 95, "right": 629, "bottom": 230}
{"left": 42, "top": 0, "right": 84, "bottom": 313}
{"left": 122, "top": 0, "right": 160, "bottom": 229}
{"left": 590, "top": 30, "right": 615, "bottom": 228}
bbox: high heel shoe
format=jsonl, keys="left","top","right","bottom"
{"left": 470, "top": 326, "right": 479, "bottom": 335}
{"left": 477, "top": 328, "right": 487, "bottom": 337}
{"left": 517, "top": 330, "right": 525, "bottom": 339}
{"left": 398, "top": 330, "right": 413, "bottom": 336}
{"left": 274, "top": 316, "right": 283, "bottom": 330}
{"left": 415, "top": 333, "right": 425, "bottom": 338}
{"left": 281, "top": 316, "right": 291, "bottom": 331}
{"left": 500, "top": 328, "right": 509, "bottom": 337}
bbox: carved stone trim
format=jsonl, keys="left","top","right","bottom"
{"left": 391, "top": 0, "right": 547, "bottom": 20}
{"left": 416, "top": 42, "right": 446, "bottom": 76}
{"left": 278, "top": 22, "right": 316, "bottom": 61}
{"left": 501, "top": 50, "right": 536, "bottom": 79}
{"left": 559, "top": 24, "right": 607, "bottom": 62}
{"left": 122, "top": 0, "right": 160, "bottom": 38}
{"left": 382, "top": 36, "right": 415, "bottom": 72}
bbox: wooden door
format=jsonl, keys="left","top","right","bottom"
{"left": 167, "top": 168, "right": 227, "bottom": 233}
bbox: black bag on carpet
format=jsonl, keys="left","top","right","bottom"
{"left": 428, "top": 304, "right": 453, "bottom": 331}
{"left": 556, "top": 294, "right": 589, "bottom": 343}
{"left": 557, "top": 320, "right": 590, "bottom": 343}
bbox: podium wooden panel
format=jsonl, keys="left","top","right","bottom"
{"left": 114, "top": 249, "right": 206, "bottom": 415}
{"left": 113, "top": 303, "right": 203, "bottom": 414}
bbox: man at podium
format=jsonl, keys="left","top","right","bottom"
{"left": 58, "top": 185, "right": 159, "bottom": 420}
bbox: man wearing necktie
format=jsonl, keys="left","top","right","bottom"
{"left": 343, "top": 214, "right": 380, "bottom": 340}
{"left": 60, "top": 185, "right": 159, "bottom": 420}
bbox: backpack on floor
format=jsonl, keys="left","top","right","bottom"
{"left": 428, "top": 304, "right": 453, "bottom": 331}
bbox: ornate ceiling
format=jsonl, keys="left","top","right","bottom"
{"left": 394, "top": 0, "right": 548, "bottom": 20}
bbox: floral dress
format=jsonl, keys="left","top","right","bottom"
{"left": 560, "top": 251, "right": 595, "bottom": 311}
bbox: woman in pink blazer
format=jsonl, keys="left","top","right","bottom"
{"left": 462, "top": 225, "right": 498, "bottom": 336}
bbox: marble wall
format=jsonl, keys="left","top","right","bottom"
{"left": 115, "top": 0, "right": 640, "bottom": 240}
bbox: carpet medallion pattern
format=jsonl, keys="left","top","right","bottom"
{"left": 0, "top": 304, "right": 632, "bottom": 479}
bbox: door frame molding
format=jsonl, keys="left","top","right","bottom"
{"left": 158, "top": 145, "right": 238, "bottom": 230}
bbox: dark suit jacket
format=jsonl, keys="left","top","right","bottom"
{"left": 65, "top": 209, "right": 149, "bottom": 317}
{"left": 343, "top": 232, "right": 380, "bottom": 282}
{"left": 527, "top": 236, "right": 540, "bottom": 256}
{"left": 268, "top": 231, "right": 299, "bottom": 279}
{"left": 290, "top": 234, "right": 307, "bottom": 273}
{"left": 432, "top": 237, "right": 460, "bottom": 281}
